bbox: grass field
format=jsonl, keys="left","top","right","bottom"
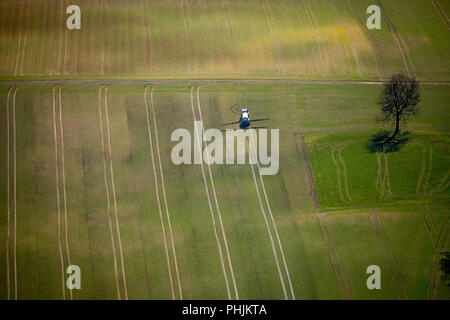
{"left": 0, "top": 0, "right": 449, "bottom": 80}
{"left": 0, "top": 82, "right": 448, "bottom": 299}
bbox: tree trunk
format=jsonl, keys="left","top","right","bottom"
{"left": 392, "top": 113, "right": 400, "bottom": 138}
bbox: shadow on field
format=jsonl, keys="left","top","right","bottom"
{"left": 366, "top": 131, "right": 410, "bottom": 153}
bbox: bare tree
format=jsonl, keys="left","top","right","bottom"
{"left": 378, "top": 74, "right": 421, "bottom": 138}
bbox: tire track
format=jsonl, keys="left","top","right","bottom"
{"left": 189, "top": 86, "right": 234, "bottom": 300}
{"left": 57, "top": 85, "right": 73, "bottom": 299}
{"left": 12, "top": 87, "right": 18, "bottom": 300}
{"left": 221, "top": 0, "right": 237, "bottom": 73}
{"left": 248, "top": 132, "right": 295, "bottom": 300}
{"left": 149, "top": 86, "right": 183, "bottom": 299}
{"left": 5, "top": 86, "right": 15, "bottom": 300}
{"left": 52, "top": 84, "right": 67, "bottom": 300}
{"left": 375, "top": 152, "right": 382, "bottom": 196}
{"left": 419, "top": 205, "right": 437, "bottom": 248}
{"left": 180, "top": 1, "right": 192, "bottom": 74}
{"left": 315, "top": 215, "right": 345, "bottom": 299}
{"left": 195, "top": 86, "right": 239, "bottom": 299}
{"left": 97, "top": 83, "right": 122, "bottom": 300}
{"left": 100, "top": 0, "right": 105, "bottom": 75}
{"left": 414, "top": 143, "right": 426, "bottom": 195}
{"left": 377, "top": 0, "right": 415, "bottom": 77}
{"left": 19, "top": 0, "right": 30, "bottom": 76}
{"left": 143, "top": 86, "right": 175, "bottom": 300}
{"left": 224, "top": 0, "right": 240, "bottom": 73}
{"left": 431, "top": 0, "right": 450, "bottom": 29}
{"left": 322, "top": 0, "right": 360, "bottom": 76}
{"left": 382, "top": 153, "right": 392, "bottom": 197}
{"left": 103, "top": 85, "right": 128, "bottom": 299}
{"left": 144, "top": 0, "right": 153, "bottom": 73}
{"left": 426, "top": 217, "right": 449, "bottom": 299}
{"left": 331, "top": 144, "right": 345, "bottom": 202}
{"left": 13, "top": 0, "right": 24, "bottom": 77}
{"left": 345, "top": 0, "right": 382, "bottom": 79}
{"left": 368, "top": 210, "right": 401, "bottom": 299}
{"left": 302, "top": 0, "right": 326, "bottom": 75}
{"left": 321, "top": 215, "right": 351, "bottom": 299}
{"left": 423, "top": 146, "right": 433, "bottom": 194}
{"left": 374, "top": 209, "right": 408, "bottom": 299}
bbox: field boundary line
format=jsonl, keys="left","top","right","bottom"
{"left": 5, "top": 86, "right": 15, "bottom": 300}
{"left": 149, "top": 86, "right": 183, "bottom": 299}
{"left": 374, "top": 209, "right": 408, "bottom": 299}
{"left": 97, "top": 83, "right": 121, "bottom": 300}
{"left": 368, "top": 210, "right": 401, "bottom": 299}
{"left": 189, "top": 86, "right": 232, "bottom": 300}
{"left": 103, "top": 85, "right": 128, "bottom": 299}
{"left": 144, "top": 85, "right": 176, "bottom": 299}
{"left": 195, "top": 86, "right": 239, "bottom": 299}
{"left": 52, "top": 84, "right": 67, "bottom": 300}
{"left": 249, "top": 133, "right": 296, "bottom": 299}
{"left": 57, "top": 85, "right": 73, "bottom": 299}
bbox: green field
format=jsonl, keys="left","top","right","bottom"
{"left": 0, "top": 82, "right": 448, "bottom": 299}
{"left": 0, "top": 0, "right": 449, "bottom": 301}
{"left": 0, "top": 0, "right": 449, "bottom": 80}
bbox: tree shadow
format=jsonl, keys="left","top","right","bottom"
{"left": 367, "top": 131, "right": 410, "bottom": 153}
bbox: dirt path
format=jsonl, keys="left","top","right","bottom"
{"left": 103, "top": 85, "right": 128, "bottom": 299}
{"left": 97, "top": 84, "right": 121, "bottom": 300}
{"left": 149, "top": 87, "right": 183, "bottom": 299}
{"left": 143, "top": 85, "right": 175, "bottom": 299}
{"left": 52, "top": 84, "right": 68, "bottom": 300}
